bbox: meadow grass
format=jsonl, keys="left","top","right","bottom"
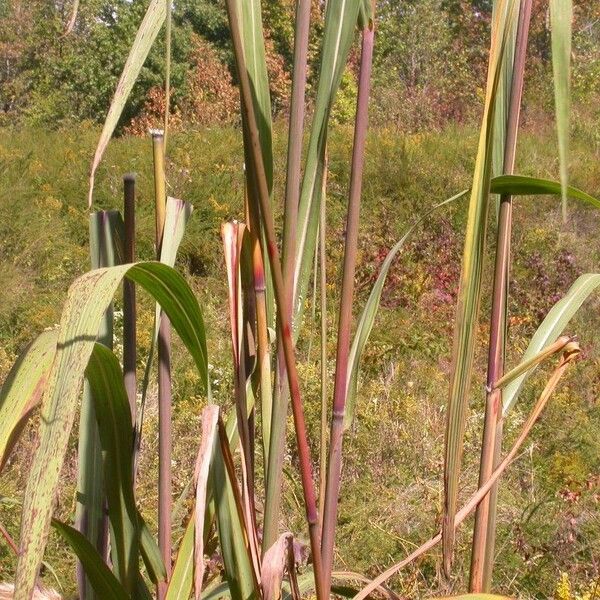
{"left": 0, "top": 120, "right": 599, "bottom": 597}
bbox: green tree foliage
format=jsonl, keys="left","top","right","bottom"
{"left": 0, "top": 0, "right": 598, "bottom": 130}
{"left": 372, "top": 0, "right": 484, "bottom": 129}
{"left": 0, "top": 1, "right": 186, "bottom": 125}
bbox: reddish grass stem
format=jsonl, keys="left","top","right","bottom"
{"left": 321, "top": 18, "right": 375, "bottom": 596}
{"left": 223, "top": 1, "right": 324, "bottom": 596}
{"left": 282, "top": 0, "right": 311, "bottom": 313}
{"left": 0, "top": 521, "right": 18, "bottom": 555}
{"left": 470, "top": 0, "right": 532, "bottom": 591}
{"left": 263, "top": 0, "right": 312, "bottom": 555}
{"left": 318, "top": 165, "right": 328, "bottom": 536}
{"left": 152, "top": 131, "right": 172, "bottom": 598}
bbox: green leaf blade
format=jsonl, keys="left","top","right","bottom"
{"left": 550, "top": 0, "right": 572, "bottom": 221}
{"left": 0, "top": 329, "right": 58, "bottom": 470}
{"left": 442, "top": 0, "right": 519, "bottom": 571}
{"left": 293, "top": 0, "right": 362, "bottom": 330}
{"left": 88, "top": 0, "right": 166, "bottom": 206}
{"left": 85, "top": 343, "right": 139, "bottom": 594}
{"left": 15, "top": 262, "right": 209, "bottom": 599}
{"left": 52, "top": 519, "right": 129, "bottom": 600}
{"left": 503, "top": 273, "right": 600, "bottom": 414}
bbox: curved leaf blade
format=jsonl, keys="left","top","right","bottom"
{"left": 345, "top": 174, "right": 599, "bottom": 430}
{"left": 490, "top": 175, "right": 599, "bottom": 208}
{"left": 503, "top": 273, "right": 600, "bottom": 414}
{"left": 345, "top": 174, "right": 600, "bottom": 430}
{"left": 88, "top": 0, "right": 166, "bottom": 207}
{"left": 139, "top": 515, "right": 167, "bottom": 585}
{"left": 86, "top": 343, "right": 139, "bottom": 594}
{"left": 51, "top": 519, "right": 129, "bottom": 600}
{"left": 0, "top": 329, "right": 58, "bottom": 469}
{"left": 15, "top": 262, "right": 209, "bottom": 599}
{"left": 344, "top": 190, "right": 468, "bottom": 430}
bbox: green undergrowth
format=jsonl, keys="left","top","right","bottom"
{"left": 0, "top": 121, "right": 599, "bottom": 597}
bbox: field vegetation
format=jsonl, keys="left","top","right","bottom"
{"left": 0, "top": 0, "right": 599, "bottom": 599}
{"left": 1, "top": 119, "right": 599, "bottom": 598}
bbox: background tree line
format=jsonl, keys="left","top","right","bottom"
{"left": 0, "top": 0, "right": 598, "bottom": 132}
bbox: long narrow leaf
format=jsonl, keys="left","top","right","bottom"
{"left": 293, "top": 0, "right": 362, "bottom": 328}
{"left": 194, "top": 406, "right": 220, "bottom": 599}
{"left": 550, "top": 0, "right": 572, "bottom": 221}
{"left": 139, "top": 515, "right": 167, "bottom": 585}
{"left": 345, "top": 174, "right": 599, "bottom": 430}
{"left": 76, "top": 209, "right": 124, "bottom": 598}
{"left": 493, "top": 336, "right": 572, "bottom": 391}
{"left": 443, "top": 0, "right": 518, "bottom": 571}
{"left": 213, "top": 419, "right": 259, "bottom": 600}
{"left": 86, "top": 343, "right": 140, "bottom": 594}
{"left": 490, "top": 175, "right": 598, "bottom": 207}
{"left": 0, "top": 329, "right": 57, "bottom": 469}
{"left": 165, "top": 518, "right": 194, "bottom": 600}
{"left": 88, "top": 0, "right": 166, "bottom": 206}
{"left": 491, "top": 0, "right": 518, "bottom": 189}
{"left": 136, "top": 198, "right": 195, "bottom": 469}
{"left": 503, "top": 273, "right": 600, "bottom": 414}
{"left": 344, "top": 191, "right": 466, "bottom": 429}
{"left": 235, "top": 0, "right": 274, "bottom": 331}
{"left": 51, "top": 520, "right": 129, "bottom": 600}
{"left": 236, "top": 0, "right": 273, "bottom": 191}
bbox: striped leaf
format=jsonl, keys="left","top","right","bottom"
{"left": 293, "top": 0, "right": 362, "bottom": 329}
{"left": 15, "top": 262, "right": 209, "bottom": 599}
{"left": 442, "top": 0, "right": 519, "bottom": 570}
{"left": 550, "top": 0, "right": 572, "bottom": 221}
{"left": 88, "top": 0, "right": 166, "bottom": 207}
{"left": 0, "top": 329, "right": 57, "bottom": 470}
{"left": 236, "top": 0, "right": 273, "bottom": 192}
